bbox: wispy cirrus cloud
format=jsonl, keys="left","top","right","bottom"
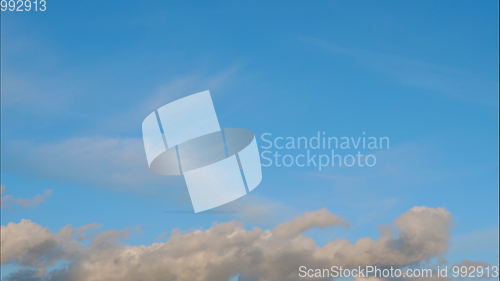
{"left": 303, "top": 38, "right": 498, "bottom": 107}
{"left": 1, "top": 65, "right": 242, "bottom": 204}
{"left": 98, "top": 65, "right": 241, "bottom": 135}
{"left": 0, "top": 186, "right": 53, "bottom": 209}
{"left": 2, "top": 137, "right": 182, "bottom": 192}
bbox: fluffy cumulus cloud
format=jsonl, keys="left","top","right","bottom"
{"left": 1, "top": 207, "right": 453, "bottom": 281}
{"left": 1, "top": 219, "right": 81, "bottom": 267}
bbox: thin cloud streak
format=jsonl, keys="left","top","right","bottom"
{"left": 1, "top": 186, "right": 53, "bottom": 209}
{"left": 303, "top": 38, "right": 498, "bottom": 107}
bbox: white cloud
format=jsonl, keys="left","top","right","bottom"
{"left": 2, "top": 206, "right": 453, "bottom": 281}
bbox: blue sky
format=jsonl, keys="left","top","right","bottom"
{"left": 1, "top": 1, "right": 498, "bottom": 280}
